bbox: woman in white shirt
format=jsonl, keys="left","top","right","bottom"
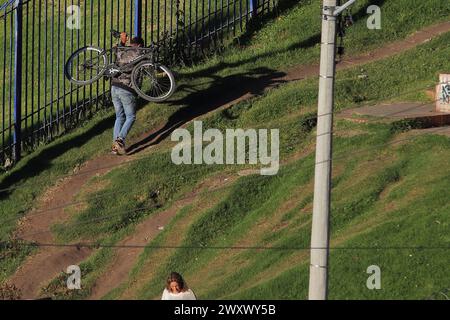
{"left": 161, "top": 272, "right": 197, "bottom": 300}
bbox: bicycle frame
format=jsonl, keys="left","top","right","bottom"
{"left": 102, "top": 46, "right": 158, "bottom": 78}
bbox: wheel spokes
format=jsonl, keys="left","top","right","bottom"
{"left": 136, "top": 65, "right": 172, "bottom": 98}
{"left": 70, "top": 49, "right": 106, "bottom": 82}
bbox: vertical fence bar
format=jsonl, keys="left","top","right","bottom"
{"left": 175, "top": 0, "right": 179, "bottom": 50}
{"left": 239, "top": 0, "right": 242, "bottom": 32}
{"left": 44, "top": 0, "right": 48, "bottom": 137}
{"left": 151, "top": 0, "right": 154, "bottom": 43}
{"left": 233, "top": 0, "right": 236, "bottom": 36}
{"left": 170, "top": 0, "right": 173, "bottom": 50}
{"left": 96, "top": 0, "right": 100, "bottom": 111}
{"left": 24, "top": 1, "right": 28, "bottom": 144}
{"left": 63, "top": 0, "right": 67, "bottom": 129}
{"left": 195, "top": 0, "right": 198, "bottom": 44}
{"left": 13, "top": 0, "right": 23, "bottom": 162}
{"left": 119, "top": 0, "right": 127, "bottom": 32}
{"left": 117, "top": 0, "right": 120, "bottom": 38}
{"left": 69, "top": 0, "right": 74, "bottom": 121}
{"left": 75, "top": 0, "right": 80, "bottom": 121}
{"left": 188, "top": 0, "right": 192, "bottom": 60}
{"left": 182, "top": 0, "right": 186, "bottom": 57}
{"left": 201, "top": 0, "right": 204, "bottom": 41}
{"left": 103, "top": 0, "right": 108, "bottom": 107}
{"left": 135, "top": 0, "right": 142, "bottom": 38}
{"left": 226, "top": 0, "right": 229, "bottom": 35}
{"left": 157, "top": 0, "right": 160, "bottom": 43}
{"left": 250, "top": 0, "right": 257, "bottom": 17}
{"left": 90, "top": 0, "right": 94, "bottom": 113}
{"left": 9, "top": 4, "right": 14, "bottom": 157}
{"left": 31, "top": 0, "right": 35, "bottom": 143}
{"left": 56, "top": 0, "right": 61, "bottom": 134}
{"left": 207, "top": 0, "right": 210, "bottom": 38}
{"left": 130, "top": 0, "right": 134, "bottom": 36}
{"left": 110, "top": 0, "right": 114, "bottom": 48}
{"left": 163, "top": 0, "right": 166, "bottom": 46}
{"left": 83, "top": 0, "right": 87, "bottom": 116}
{"left": 220, "top": 0, "right": 223, "bottom": 41}
{"left": 2, "top": 5, "right": 7, "bottom": 162}
{"left": 214, "top": 0, "right": 217, "bottom": 38}
{"left": 50, "top": 0, "right": 55, "bottom": 138}
{"left": 188, "top": 0, "right": 191, "bottom": 41}
{"left": 144, "top": 0, "right": 148, "bottom": 43}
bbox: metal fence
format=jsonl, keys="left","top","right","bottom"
{"left": 0, "top": 0, "right": 277, "bottom": 167}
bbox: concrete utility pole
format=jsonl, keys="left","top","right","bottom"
{"left": 308, "top": 0, "right": 338, "bottom": 300}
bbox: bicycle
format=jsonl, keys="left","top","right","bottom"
{"left": 64, "top": 30, "right": 176, "bottom": 102}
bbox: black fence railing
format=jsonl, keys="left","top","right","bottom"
{"left": 0, "top": 0, "right": 277, "bottom": 168}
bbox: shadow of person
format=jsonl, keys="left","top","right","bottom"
{"left": 126, "top": 67, "right": 287, "bottom": 155}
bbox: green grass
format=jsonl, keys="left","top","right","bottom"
{"left": 0, "top": 0, "right": 449, "bottom": 299}
{"left": 34, "top": 30, "right": 450, "bottom": 300}
{"left": 225, "top": 134, "right": 449, "bottom": 300}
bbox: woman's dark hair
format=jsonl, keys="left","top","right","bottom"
{"left": 166, "top": 272, "right": 188, "bottom": 292}
{"left": 130, "top": 37, "right": 145, "bottom": 47}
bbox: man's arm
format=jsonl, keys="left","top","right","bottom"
{"left": 120, "top": 32, "right": 128, "bottom": 46}
{"left": 111, "top": 32, "right": 129, "bottom": 65}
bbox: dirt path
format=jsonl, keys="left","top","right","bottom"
{"left": 282, "top": 21, "right": 450, "bottom": 82}
{"left": 8, "top": 155, "right": 125, "bottom": 299}
{"left": 6, "top": 21, "right": 450, "bottom": 299}
{"left": 89, "top": 173, "right": 238, "bottom": 300}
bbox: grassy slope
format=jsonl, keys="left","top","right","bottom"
{"left": 44, "top": 22, "right": 450, "bottom": 300}
{"left": 122, "top": 32, "right": 450, "bottom": 300}
{"left": 0, "top": 0, "right": 449, "bottom": 298}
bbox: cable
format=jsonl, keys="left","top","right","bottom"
{"left": 2, "top": 242, "right": 449, "bottom": 251}
{"left": 5, "top": 181, "right": 237, "bottom": 242}
{"left": 0, "top": 165, "right": 229, "bottom": 225}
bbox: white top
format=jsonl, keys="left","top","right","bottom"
{"left": 161, "top": 288, "right": 197, "bottom": 300}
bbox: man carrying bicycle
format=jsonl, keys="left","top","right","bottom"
{"left": 111, "top": 32, "right": 145, "bottom": 155}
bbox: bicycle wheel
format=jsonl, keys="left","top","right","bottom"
{"left": 131, "top": 61, "right": 176, "bottom": 102}
{"left": 65, "top": 46, "right": 108, "bottom": 85}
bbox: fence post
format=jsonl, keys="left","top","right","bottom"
{"left": 134, "top": 0, "right": 142, "bottom": 38}
{"left": 250, "top": 0, "right": 258, "bottom": 17}
{"left": 13, "top": 0, "right": 23, "bottom": 162}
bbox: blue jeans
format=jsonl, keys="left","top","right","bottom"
{"left": 111, "top": 86, "right": 137, "bottom": 142}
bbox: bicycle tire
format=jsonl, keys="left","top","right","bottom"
{"left": 64, "top": 46, "right": 108, "bottom": 86}
{"left": 131, "top": 61, "right": 176, "bottom": 102}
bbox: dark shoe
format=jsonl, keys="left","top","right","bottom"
{"left": 114, "top": 138, "right": 126, "bottom": 155}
